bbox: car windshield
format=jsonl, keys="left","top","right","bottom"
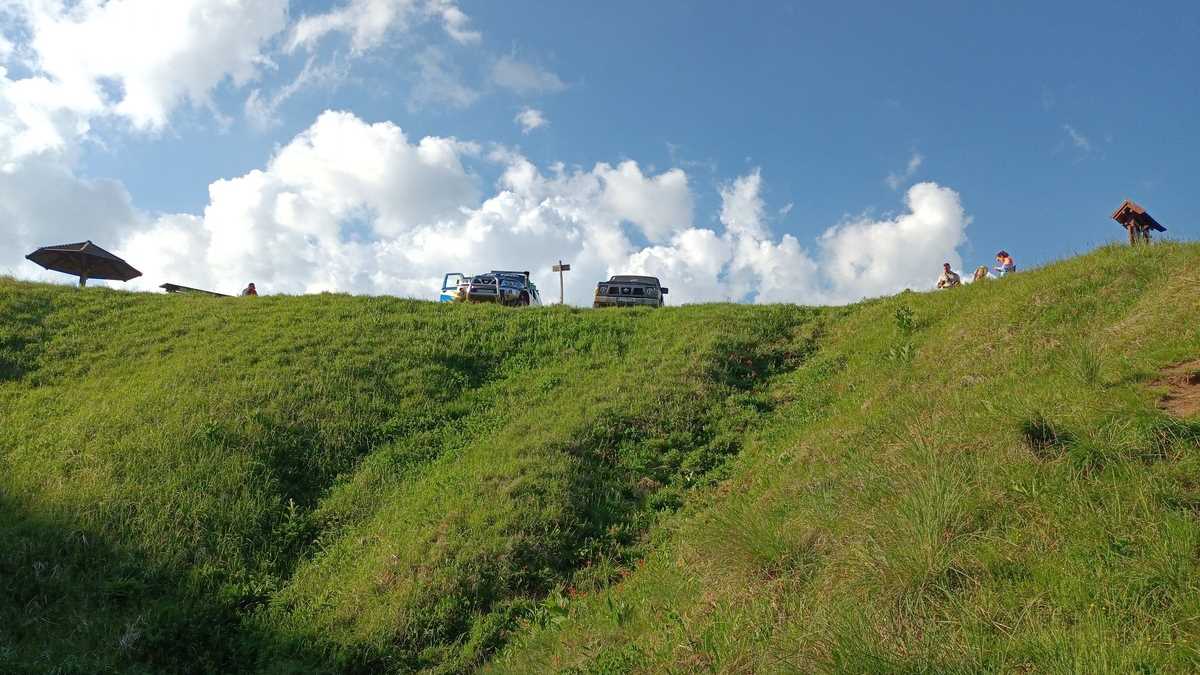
{"left": 609, "top": 275, "right": 658, "bottom": 285}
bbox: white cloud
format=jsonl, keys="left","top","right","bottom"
{"left": 817, "top": 182, "right": 968, "bottom": 301}
{"left": 0, "top": 0, "right": 292, "bottom": 176}
{"left": 106, "top": 111, "right": 969, "bottom": 306}
{"left": 14, "top": 0, "right": 289, "bottom": 131}
{"left": 288, "top": 0, "right": 479, "bottom": 54}
{"left": 885, "top": 151, "right": 923, "bottom": 191}
{"left": 619, "top": 170, "right": 819, "bottom": 305}
{"left": 434, "top": 1, "right": 481, "bottom": 45}
{"left": 0, "top": 153, "right": 146, "bottom": 283}
{"left": 0, "top": 68, "right": 94, "bottom": 163}
{"left": 514, "top": 107, "right": 547, "bottom": 134}
{"left": 409, "top": 47, "right": 478, "bottom": 110}
{"left": 491, "top": 55, "right": 565, "bottom": 94}
{"left": 114, "top": 112, "right": 695, "bottom": 297}
{"left": 596, "top": 161, "right": 692, "bottom": 243}
{"left": 1063, "top": 124, "right": 1090, "bottom": 152}
{"left": 0, "top": 0, "right": 297, "bottom": 284}
{"left": 719, "top": 169, "right": 768, "bottom": 238}
{"left": 0, "top": 1, "right": 975, "bottom": 308}
{"left": 121, "top": 110, "right": 485, "bottom": 294}
{"left": 245, "top": 56, "right": 348, "bottom": 130}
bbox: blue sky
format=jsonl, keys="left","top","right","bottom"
{"left": 3, "top": 1, "right": 1197, "bottom": 301}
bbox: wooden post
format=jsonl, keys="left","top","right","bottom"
{"left": 551, "top": 261, "right": 571, "bottom": 305}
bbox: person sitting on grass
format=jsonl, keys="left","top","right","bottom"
{"left": 972, "top": 265, "right": 990, "bottom": 282}
{"left": 241, "top": 282, "right": 258, "bottom": 296}
{"left": 994, "top": 250, "right": 1017, "bottom": 277}
{"left": 936, "top": 262, "right": 962, "bottom": 289}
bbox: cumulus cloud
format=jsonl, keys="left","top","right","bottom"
{"left": 0, "top": 0, "right": 292, "bottom": 173}
{"left": 0, "top": 0, "right": 292, "bottom": 279}
{"left": 115, "top": 112, "right": 694, "bottom": 297}
{"left": 596, "top": 161, "right": 692, "bottom": 243}
{"left": 885, "top": 151, "right": 923, "bottom": 191}
{"left": 491, "top": 55, "right": 565, "bottom": 94}
{"left": 719, "top": 170, "right": 768, "bottom": 238}
{"left": 12, "top": 0, "right": 289, "bottom": 131}
{"left": 108, "top": 111, "right": 969, "bottom": 305}
{"left": 0, "top": 6, "right": 969, "bottom": 305}
{"left": 289, "top": 0, "right": 479, "bottom": 54}
{"left": 619, "top": 170, "right": 820, "bottom": 305}
{"left": 514, "top": 107, "right": 547, "bottom": 134}
{"left": 0, "top": 155, "right": 143, "bottom": 281}
{"left": 817, "top": 182, "right": 968, "bottom": 301}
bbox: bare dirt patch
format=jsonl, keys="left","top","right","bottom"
{"left": 1155, "top": 360, "right": 1200, "bottom": 417}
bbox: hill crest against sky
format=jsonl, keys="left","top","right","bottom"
{"left": 2, "top": 2, "right": 1197, "bottom": 304}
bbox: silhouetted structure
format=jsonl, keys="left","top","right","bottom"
{"left": 1112, "top": 199, "right": 1166, "bottom": 246}
{"left": 160, "top": 283, "right": 229, "bottom": 297}
{"left": 25, "top": 240, "right": 141, "bottom": 287}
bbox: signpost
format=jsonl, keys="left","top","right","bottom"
{"left": 551, "top": 260, "right": 570, "bottom": 305}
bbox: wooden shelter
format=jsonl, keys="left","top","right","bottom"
{"left": 1112, "top": 199, "right": 1166, "bottom": 245}
{"left": 159, "top": 282, "right": 229, "bottom": 297}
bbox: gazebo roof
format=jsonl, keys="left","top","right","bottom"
{"left": 1112, "top": 199, "right": 1166, "bottom": 232}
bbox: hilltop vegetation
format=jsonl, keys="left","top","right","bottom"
{"left": 2, "top": 243, "right": 1199, "bottom": 673}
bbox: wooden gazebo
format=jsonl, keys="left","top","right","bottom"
{"left": 1112, "top": 199, "right": 1166, "bottom": 245}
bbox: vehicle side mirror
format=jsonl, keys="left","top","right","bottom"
{"left": 660, "top": 288, "right": 669, "bottom": 294}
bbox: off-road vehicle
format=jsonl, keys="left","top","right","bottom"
{"left": 592, "top": 275, "right": 668, "bottom": 308}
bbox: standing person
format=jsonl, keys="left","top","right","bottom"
{"left": 242, "top": 282, "right": 258, "bottom": 296}
{"left": 994, "top": 251, "right": 1017, "bottom": 277}
{"left": 936, "top": 262, "right": 962, "bottom": 289}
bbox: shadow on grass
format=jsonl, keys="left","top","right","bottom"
{"left": 1020, "top": 414, "right": 1075, "bottom": 460}
{"left": 0, "top": 289, "right": 54, "bottom": 383}
{"left": 0, "top": 496, "right": 333, "bottom": 675}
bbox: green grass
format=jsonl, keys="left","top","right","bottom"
{"left": 2, "top": 243, "right": 1199, "bottom": 673}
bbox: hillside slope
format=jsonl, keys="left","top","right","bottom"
{"left": 490, "top": 243, "right": 1200, "bottom": 673}
{"left": 2, "top": 243, "right": 1199, "bottom": 673}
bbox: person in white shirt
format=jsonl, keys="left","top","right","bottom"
{"left": 936, "top": 262, "right": 962, "bottom": 289}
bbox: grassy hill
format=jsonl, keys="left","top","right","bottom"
{"left": 2, "top": 243, "right": 1199, "bottom": 673}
